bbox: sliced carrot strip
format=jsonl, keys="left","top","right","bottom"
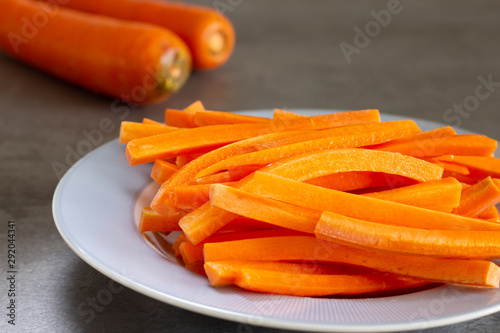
{"left": 234, "top": 269, "right": 430, "bottom": 297}
{"left": 164, "top": 100, "right": 204, "bottom": 128}
{"left": 138, "top": 207, "right": 183, "bottom": 232}
{"left": 478, "top": 206, "right": 500, "bottom": 220}
{"left": 304, "top": 171, "right": 416, "bottom": 191}
{"left": 184, "top": 100, "right": 205, "bottom": 113}
{"left": 424, "top": 158, "right": 470, "bottom": 176}
{"left": 197, "top": 124, "right": 420, "bottom": 178}
{"left": 175, "top": 153, "right": 205, "bottom": 168}
{"left": 258, "top": 148, "right": 443, "bottom": 183}
{"left": 210, "top": 184, "right": 321, "bottom": 233}
{"left": 151, "top": 160, "right": 179, "bottom": 184}
{"left": 119, "top": 121, "right": 180, "bottom": 144}
{"left": 175, "top": 182, "right": 237, "bottom": 210}
{"left": 245, "top": 171, "right": 500, "bottom": 231}
{"left": 362, "top": 177, "right": 462, "bottom": 212}
{"left": 126, "top": 122, "right": 270, "bottom": 166}
{"left": 179, "top": 228, "right": 304, "bottom": 265}
{"left": 453, "top": 177, "right": 500, "bottom": 217}
{"left": 436, "top": 155, "right": 500, "bottom": 179}
{"left": 194, "top": 110, "right": 269, "bottom": 126}
{"left": 373, "top": 135, "right": 497, "bottom": 158}
{"left": 185, "top": 263, "right": 206, "bottom": 276}
{"left": 172, "top": 232, "right": 187, "bottom": 257}
{"left": 367, "top": 126, "right": 456, "bottom": 151}
{"left": 142, "top": 118, "right": 166, "bottom": 126}
{"left": 204, "top": 261, "right": 370, "bottom": 287}
{"left": 217, "top": 218, "right": 277, "bottom": 233}
{"left": 316, "top": 211, "right": 500, "bottom": 259}
{"left": 150, "top": 131, "right": 302, "bottom": 214}
{"left": 272, "top": 108, "right": 306, "bottom": 120}
{"left": 203, "top": 236, "right": 500, "bottom": 287}
{"left": 255, "top": 120, "right": 420, "bottom": 150}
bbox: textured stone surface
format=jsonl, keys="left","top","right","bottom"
{"left": 1, "top": 0, "right": 500, "bottom": 332}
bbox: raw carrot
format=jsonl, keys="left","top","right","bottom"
{"left": 423, "top": 158, "right": 470, "bottom": 176}
{"left": 175, "top": 153, "right": 204, "bottom": 168}
{"left": 192, "top": 166, "right": 261, "bottom": 185}
{"left": 203, "top": 236, "right": 500, "bottom": 287}
{"left": 272, "top": 109, "right": 307, "bottom": 120}
{"left": 175, "top": 182, "right": 236, "bottom": 210}
{"left": 138, "top": 207, "right": 183, "bottom": 232}
{"left": 453, "top": 177, "right": 500, "bottom": 217}
{"left": 172, "top": 232, "right": 188, "bottom": 257}
{"left": 126, "top": 122, "right": 270, "bottom": 165}
{"left": 165, "top": 100, "right": 205, "bottom": 128}
{"left": 142, "top": 118, "right": 166, "bottom": 126}
{"left": 232, "top": 268, "right": 430, "bottom": 297}
{"left": 367, "top": 126, "right": 457, "bottom": 150}
{"left": 245, "top": 171, "right": 500, "bottom": 231}
{"left": 194, "top": 110, "right": 270, "bottom": 126}
{"left": 119, "top": 122, "right": 180, "bottom": 144}
{"left": 56, "top": 0, "right": 235, "bottom": 70}
{"left": 478, "top": 206, "right": 500, "bottom": 221}
{"left": 196, "top": 121, "right": 420, "bottom": 177}
{"left": 0, "top": 0, "right": 191, "bottom": 104}
{"left": 436, "top": 155, "right": 500, "bottom": 179}
{"left": 373, "top": 135, "right": 497, "bottom": 158}
{"left": 304, "top": 172, "right": 417, "bottom": 191}
{"left": 150, "top": 159, "right": 179, "bottom": 184}
{"left": 362, "top": 177, "right": 462, "bottom": 212}
{"left": 315, "top": 211, "right": 500, "bottom": 259}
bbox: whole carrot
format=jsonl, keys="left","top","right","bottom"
{"left": 55, "top": 0, "right": 236, "bottom": 70}
{"left": 0, "top": 0, "right": 192, "bottom": 104}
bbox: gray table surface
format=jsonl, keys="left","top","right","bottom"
{"left": 1, "top": 0, "right": 500, "bottom": 332}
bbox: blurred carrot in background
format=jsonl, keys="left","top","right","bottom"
{"left": 0, "top": 0, "right": 192, "bottom": 104}
{"left": 53, "top": 0, "right": 236, "bottom": 70}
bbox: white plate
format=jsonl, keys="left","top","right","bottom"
{"left": 52, "top": 109, "right": 500, "bottom": 332}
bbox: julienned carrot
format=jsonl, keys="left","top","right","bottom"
{"left": 316, "top": 211, "right": 500, "bottom": 259}
{"left": 196, "top": 122, "right": 420, "bottom": 177}
{"left": 57, "top": 0, "right": 235, "bottom": 70}
{"left": 165, "top": 100, "right": 205, "bottom": 128}
{"left": 0, "top": 0, "right": 191, "bottom": 104}
{"left": 368, "top": 126, "right": 456, "bottom": 150}
{"left": 423, "top": 158, "right": 470, "bottom": 176}
{"left": 362, "top": 178, "right": 462, "bottom": 212}
{"left": 142, "top": 118, "right": 165, "bottom": 126}
{"left": 479, "top": 206, "right": 500, "bottom": 221}
{"left": 272, "top": 109, "right": 307, "bottom": 120}
{"left": 191, "top": 166, "right": 261, "bottom": 185}
{"left": 244, "top": 171, "right": 500, "bottom": 231}
{"left": 126, "top": 122, "right": 270, "bottom": 165}
{"left": 151, "top": 131, "right": 304, "bottom": 214}
{"left": 436, "top": 155, "right": 500, "bottom": 179}
{"left": 204, "top": 261, "right": 373, "bottom": 287}
{"left": 179, "top": 228, "right": 305, "bottom": 265}
{"left": 373, "top": 135, "right": 497, "bottom": 158}
{"left": 210, "top": 184, "right": 321, "bottom": 233}
{"left": 119, "top": 122, "right": 181, "bottom": 144}
{"left": 304, "top": 172, "right": 416, "bottom": 191}
{"left": 175, "top": 182, "right": 236, "bottom": 210}
{"left": 203, "top": 236, "right": 500, "bottom": 287}
{"left": 229, "top": 267, "right": 430, "bottom": 297}
{"left": 150, "top": 160, "right": 179, "bottom": 184}
{"left": 453, "top": 177, "right": 500, "bottom": 217}
{"left": 138, "top": 207, "right": 183, "bottom": 232}
{"left": 194, "top": 111, "right": 270, "bottom": 126}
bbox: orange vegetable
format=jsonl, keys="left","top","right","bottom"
{"left": 244, "top": 171, "right": 500, "bottom": 231}
{"left": 203, "top": 236, "right": 500, "bottom": 287}
{"left": 437, "top": 155, "right": 500, "bottom": 179}
{"left": 138, "top": 207, "right": 183, "bottom": 232}
{"left": 194, "top": 110, "right": 269, "bottom": 126}
{"left": 373, "top": 135, "right": 497, "bottom": 158}
{"left": 423, "top": 158, "right": 470, "bottom": 176}
{"left": 197, "top": 122, "right": 420, "bottom": 177}
{"left": 150, "top": 160, "right": 179, "bottom": 184}
{"left": 165, "top": 100, "right": 205, "bottom": 128}
{"left": 304, "top": 171, "right": 417, "bottom": 191}
{"left": 126, "top": 122, "right": 270, "bottom": 166}
{"left": 316, "top": 211, "right": 500, "bottom": 259}
{"left": 362, "top": 177, "right": 462, "bottom": 212}
{"left": 119, "top": 122, "right": 180, "bottom": 144}
{"left": 142, "top": 118, "right": 166, "bottom": 126}
{"left": 56, "top": 0, "right": 235, "bottom": 70}
{"left": 0, "top": 0, "right": 191, "bottom": 104}
{"left": 175, "top": 182, "right": 236, "bottom": 210}
{"left": 478, "top": 206, "right": 500, "bottom": 221}
{"left": 453, "top": 177, "right": 500, "bottom": 217}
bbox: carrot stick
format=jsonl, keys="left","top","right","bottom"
{"left": 194, "top": 110, "right": 270, "bottom": 126}
{"left": 196, "top": 122, "right": 420, "bottom": 177}
{"left": 142, "top": 118, "right": 166, "bottom": 126}
{"left": 138, "top": 207, "right": 183, "bottom": 232}
{"left": 373, "top": 135, "right": 497, "bottom": 158}
{"left": 245, "top": 171, "right": 500, "bottom": 231}
{"left": 478, "top": 206, "right": 500, "bottom": 221}
{"left": 56, "top": 0, "right": 235, "bottom": 70}
{"left": 232, "top": 268, "right": 430, "bottom": 297}
{"left": 203, "top": 236, "right": 500, "bottom": 287}
{"left": 210, "top": 184, "right": 321, "bottom": 233}
{"left": 164, "top": 100, "right": 205, "bottom": 128}
{"left": 0, "top": 0, "right": 191, "bottom": 104}
{"left": 172, "top": 232, "right": 188, "bottom": 257}
{"left": 119, "top": 122, "right": 181, "bottom": 144}
{"left": 367, "top": 126, "right": 457, "bottom": 150}
{"left": 423, "top": 158, "right": 470, "bottom": 176}
{"left": 453, "top": 177, "right": 500, "bottom": 217}
{"left": 176, "top": 182, "right": 236, "bottom": 210}
{"left": 204, "top": 261, "right": 371, "bottom": 287}
{"left": 316, "top": 211, "right": 500, "bottom": 259}
{"left": 436, "top": 155, "right": 500, "bottom": 179}
{"left": 304, "top": 172, "right": 417, "bottom": 191}
{"left": 362, "top": 177, "right": 462, "bottom": 212}
{"left": 272, "top": 109, "right": 307, "bottom": 120}
{"left": 126, "top": 122, "right": 270, "bottom": 165}
{"left": 150, "top": 160, "right": 179, "bottom": 184}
